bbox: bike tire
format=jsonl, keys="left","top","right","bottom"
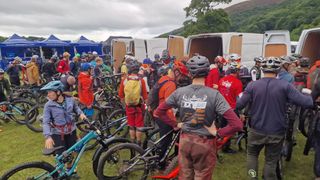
{"left": 299, "top": 109, "right": 314, "bottom": 137}
{"left": 25, "top": 105, "right": 43, "bottom": 132}
{"left": 8, "top": 100, "right": 35, "bottom": 125}
{"left": 276, "top": 158, "right": 283, "bottom": 180}
{"left": 163, "top": 155, "right": 179, "bottom": 177}
{"left": 92, "top": 137, "right": 131, "bottom": 177}
{"left": 105, "top": 109, "right": 128, "bottom": 138}
{"left": 1, "top": 161, "right": 58, "bottom": 180}
{"left": 97, "top": 143, "right": 147, "bottom": 180}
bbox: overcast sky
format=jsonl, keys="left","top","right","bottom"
{"left": 0, "top": 0, "right": 247, "bottom": 41}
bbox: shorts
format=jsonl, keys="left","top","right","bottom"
{"left": 51, "top": 130, "right": 77, "bottom": 155}
{"left": 126, "top": 105, "right": 144, "bottom": 128}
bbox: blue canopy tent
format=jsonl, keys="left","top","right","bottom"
{"left": 0, "top": 34, "right": 39, "bottom": 69}
{"left": 72, "top": 36, "right": 102, "bottom": 55}
{"left": 39, "top": 35, "right": 73, "bottom": 59}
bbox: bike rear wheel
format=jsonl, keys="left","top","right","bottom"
{"left": 97, "top": 143, "right": 148, "bottom": 180}
{"left": 25, "top": 105, "right": 43, "bottom": 132}
{"left": 8, "top": 100, "right": 35, "bottom": 125}
{"left": 1, "top": 161, "right": 58, "bottom": 180}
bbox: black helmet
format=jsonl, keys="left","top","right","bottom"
{"left": 126, "top": 60, "right": 140, "bottom": 74}
{"left": 261, "top": 57, "right": 282, "bottom": 73}
{"left": 186, "top": 55, "right": 210, "bottom": 78}
{"left": 300, "top": 57, "right": 310, "bottom": 68}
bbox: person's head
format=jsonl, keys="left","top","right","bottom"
{"left": 0, "top": 69, "right": 4, "bottom": 80}
{"left": 254, "top": 56, "right": 263, "bottom": 67}
{"left": 73, "top": 53, "right": 80, "bottom": 62}
{"left": 50, "top": 55, "right": 59, "bottom": 63}
{"left": 280, "top": 56, "right": 292, "bottom": 71}
{"left": 229, "top": 62, "right": 241, "bottom": 77}
{"left": 299, "top": 57, "right": 310, "bottom": 68}
{"left": 63, "top": 52, "right": 71, "bottom": 60}
{"left": 31, "top": 55, "right": 39, "bottom": 63}
{"left": 154, "top": 53, "right": 160, "bottom": 61}
{"left": 92, "top": 51, "right": 98, "bottom": 57}
{"left": 228, "top": 53, "right": 241, "bottom": 63}
{"left": 186, "top": 55, "right": 210, "bottom": 79}
{"left": 126, "top": 60, "right": 140, "bottom": 74}
{"left": 173, "top": 61, "right": 191, "bottom": 87}
{"left": 214, "top": 56, "right": 227, "bottom": 69}
{"left": 143, "top": 58, "right": 152, "bottom": 66}
{"left": 157, "top": 66, "right": 170, "bottom": 77}
{"left": 66, "top": 76, "right": 76, "bottom": 86}
{"left": 40, "top": 81, "right": 65, "bottom": 101}
{"left": 95, "top": 57, "right": 103, "bottom": 65}
{"left": 261, "top": 57, "right": 282, "bottom": 76}
{"left": 80, "top": 63, "right": 93, "bottom": 75}
{"left": 161, "top": 49, "right": 171, "bottom": 65}
{"left": 13, "top": 56, "right": 22, "bottom": 65}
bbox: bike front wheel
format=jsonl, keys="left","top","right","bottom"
{"left": 97, "top": 143, "right": 148, "bottom": 180}
{"left": 1, "top": 161, "right": 58, "bottom": 180}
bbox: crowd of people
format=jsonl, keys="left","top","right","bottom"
{"left": 1, "top": 47, "right": 320, "bottom": 179}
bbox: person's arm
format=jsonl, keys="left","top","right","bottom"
{"left": 154, "top": 90, "right": 179, "bottom": 127}
{"left": 163, "top": 81, "right": 176, "bottom": 99}
{"left": 287, "top": 83, "right": 313, "bottom": 108}
{"left": 140, "top": 78, "right": 148, "bottom": 104}
{"left": 42, "top": 104, "right": 52, "bottom": 139}
{"left": 236, "top": 82, "right": 252, "bottom": 110}
{"left": 57, "top": 61, "right": 64, "bottom": 73}
{"left": 251, "top": 69, "right": 257, "bottom": 81}
{"left": 4, "top": 80, "right": 11, "bottom": 95}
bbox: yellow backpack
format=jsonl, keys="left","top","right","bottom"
{"left": 124, "top": 75, "right": 142, "bottom": 106}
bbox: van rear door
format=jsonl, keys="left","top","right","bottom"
{"left": 263, "top": 30, "right": 291, "bottom": 57}
{"left": 112, "top": 40, "right": 127, "bottom": 71}
{"left": 168, "top": 35, "right": 185, "bottom": 60}
{"left": 131, "top": 39, "right": 147, "bottom": 63}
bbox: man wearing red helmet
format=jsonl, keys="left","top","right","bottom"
{"left": 205, "top": 56, "right": 226, "bottom": 89}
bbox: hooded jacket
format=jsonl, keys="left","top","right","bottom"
{"left": 26, "top": 61, "right": 39, "bottom": 85}
{"left": 78, "top": 72, "right": 94, "bottom": 106}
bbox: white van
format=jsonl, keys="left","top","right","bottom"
{"left": 295, "top": 27, "right": 320, "bottom": 64}
{"left": 111, "top": 38, "right": 131, "bottom": 71}
{"left": 186, "top": 31, "right": 291, "bottom": 69}
{"left": 146, "top": 38, "right": 167, "bottom": 61}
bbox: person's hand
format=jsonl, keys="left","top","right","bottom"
{"left": 153, "top": 110, "right": 159, "bottom": 118}
{"left": 204, "top": 123, "right": 218, "bottom": 136}
{"left": 45, "top": 137, "right": 54, "bottom": 149}
{"left": 79, "top": 113, "right": 87, "bottom": 120}
{"left": 240, "top": 114, "right": 246, "bottom": 122}
{"left": 213, "top": 84, "right": 219, "bottom": 89}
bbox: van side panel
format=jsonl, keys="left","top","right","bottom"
{"left": 241, "top": 34, "right": 264, "bottom": 68}
{"left": 133, "top": 39, "right": 147, "bottom": 62}
{"left": 263, "top": 31, "right": 291, "bottom": 57}
{"left": 146, "top": 38, "right": 167, "bottom": 61}
{"left": 188, "top": 37, "right": 223, "bottom": 64}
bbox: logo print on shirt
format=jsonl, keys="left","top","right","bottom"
{"left": 181, "top": 95, "right": 207, "bottom": 110}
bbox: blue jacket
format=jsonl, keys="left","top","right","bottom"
{"left": 43, "top": 97, "right": 83, "bottom": 138}
{"left": 236, "top": 77, "right": 313, "bottom": 135}
{"left": 278, "top": 69, "right": 294, "bottom": 84}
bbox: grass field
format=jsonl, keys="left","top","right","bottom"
{"left": 0, "top": 122, "right": 315, "bottom": 180}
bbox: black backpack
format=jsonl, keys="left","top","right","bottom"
{"left": 147, "top": 80, "right": 173, "bottom": 111}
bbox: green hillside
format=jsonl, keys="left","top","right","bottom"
{"left": 160, "top": 0, "right": 320, "bottom": 41}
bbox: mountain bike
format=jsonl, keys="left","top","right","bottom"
{"left": 1, "top": 119, "right": 110, "bottom": 180}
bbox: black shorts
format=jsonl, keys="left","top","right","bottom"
{"left": 51, "top": 130, "right": 77, "bottom": 155}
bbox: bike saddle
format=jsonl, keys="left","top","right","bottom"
{"left": 43, "top": 146, "right": 65, "bottom": 156}
{"left": 137, "top": 127, "right": 154, "bottom": 132}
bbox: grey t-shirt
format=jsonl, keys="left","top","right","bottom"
{"left": 166, "top": 84, "right": 230, "bottom": 136}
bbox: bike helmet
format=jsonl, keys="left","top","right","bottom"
{"left": 157, "top": 66, "right": 170, "bottom": 76}
{"left": 75, "top": 53, "right": 81, "bottom": 58}
{"left": 154, "top": 53, "right": 160, "bottom": 60}
{"left": 0, "top": 68, "right": 4, "bottom": 74}
{"left": 143, "top": 58, "right": 152, "bottom": 65}
{"left": 161, "top": 49, "right": 171, "bottom": 64}
{"left": 261, "top": 57, "right": 282, "bottom": 73}
{"left": 280, "top": 56, "right": 292, "bottom": 65}
{"left": 173, "top": 61, "right": 189, "bottom": 76}
{"left": 214, "top": 56, "right": 227, "bottom": 65}
{"left": 186, "top": 55, "right": 210, "bottom": 78}
{"left": 228, "top": 53, "right": 241, "bottom": 63}
{"left": 229, "top": 62, "right": 241, "bottom": 73}
{"left": 81, "top": 63, "right": 92, "bottom": 71}
{"left": 254, "top": 56, "right": 264, "bottom": 63}
{"left": 40, "top": 80, "right": 64, "bottom": 92}
{"left": 300, "top": 57, "right": 310, "bottom": 68}
{"left": 126, "top": 60, "right": 140, "bottom": 74}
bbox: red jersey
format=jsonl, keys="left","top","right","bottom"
{"left": 205, "top": 68, "right": 220, "bottom": 88}
{"left": 218, "top": 75, "right": 243, "bottom": 109}
{"left": 57, "top": 59, "right": 70, "bottom": 74}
